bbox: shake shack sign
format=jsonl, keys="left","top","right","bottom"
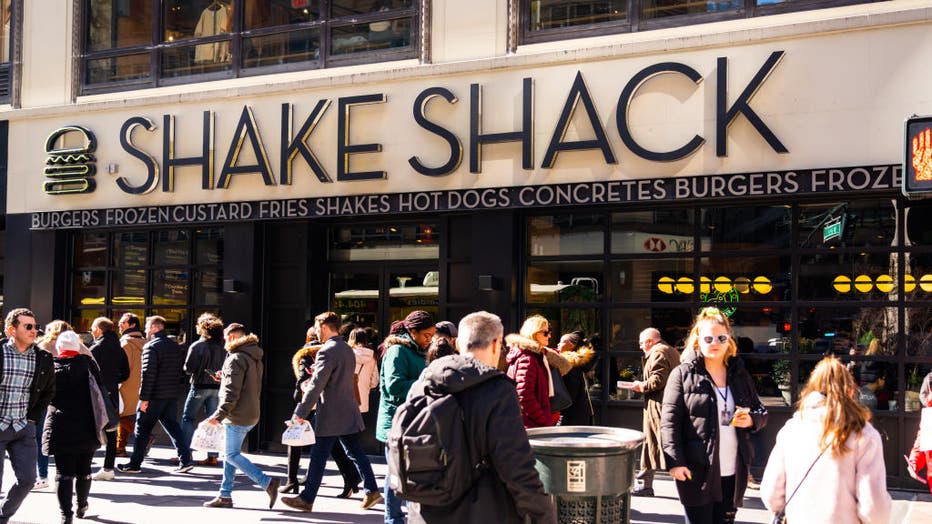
{"left": 30, "top": 165, "right": 901, "bottom": 229}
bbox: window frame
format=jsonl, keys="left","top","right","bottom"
{"left": 79, "top": 0, "right": 421, "bottom": 95}
{"left": 519, "top": 0, "right": 880, "bottom": 46}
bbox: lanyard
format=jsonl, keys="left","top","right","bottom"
{"left": 714, "top": 381, "right": 728, "bottom": 405}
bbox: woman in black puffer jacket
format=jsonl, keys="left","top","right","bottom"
{"left": 43, "top": 331, "right": 105, "bottom": 524}
{"left": 661, "top": 308, "right": 767, "bottom": 524}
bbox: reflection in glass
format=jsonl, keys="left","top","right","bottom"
{"left": 332, "top": 0, "right": 413, "bottom": 17}
{"left": 904, "top": 252, "right": 932, "bottom": 302}
{"left": 243, "top": 29, "right": 320, "bottom": 68}
{"left": 71, "top": 309, "right": 106, "bottom": 334}
{"left": 798, "top": 200, "right": 897, "bottom": 248}
{"left": 154, "top": 230, "right": 191, "bottom": 265}
{"left": 152, "top": 269, "right": 190, "bottom": 305}
{"left": 529, "top": 214, "right": 604, "bottom": 256}
{"left": 244, "top": 0, "right": 316, "bottom": 29}
{"left": 161, "top": 41, "right": 232, "bottom": 78}
{"left": 742, "top": 357, "right": 790, "bottom": 407}
{"left": 151, "top": 308, "right": 189, "bottom": 343}
{"left": 331, "top": 272, "right": 380, "bottom": 328}
{"left": 799, "top": 252, "right": 899, "bottom": 301}
{"left": 797, "top": 306, "right": 897, "bottom": 356}
{"left": 389, "top": 271, "right": 439, "bottom": 322}
{"left": 85, "top": 54, "right": 152, "bottom": 85}
{"left": 611, "top": 259, "right": 693, "bottom": 302}
{"left": 641, "top": 0, "right": 740, "bottom": 20}
{"left": 73, "top": 271, "right": 107, "bottom": 307}
{"left": 700, "top": 256, "right": 789, "bottom": 303}
{"left": 906, "top": 307, "right": 932, "bottom": 357}
{"left": 905, "top": 363, "right": 931, "bottom": 411}
{"left": 611, "top": 209, "right": 696, "bottom": 254}
{"left": 727, "top": 307, "right": 792, "bottom": 354}
{"left": 195, "top": 229, "right": 223, "bottom": 265}
{"left": 330, "top": 20, "right": 411, "bottom": 55}
{"left": 114, "top": 232, "right": 149, "bottom": 268}
{"left": 164, "top": 1, "right": 230, "bottom": 44}
{"left": 906, "top": 201, "right": 932, "bottom": 246}
{"left": 529, "top": 0, "right": 626, "bottom": 31}
{"left": 75, "top": 232, "right": 109, "bottom": 267}
{"left": 196, "top": 270, "right": 222, "bottom": 305}
{"left": 87, "top": 0, "right": 153, "bottom": 51}
{"left": 330, "top": 224, "right": 438, "bottom": 261}
{"left": 111, "top": 270, "right": 147, "bottom": 306}
{"left": 701, "top": 205, "right": 791, "bottom": 250}
{"left": 528, "top": 261, "right": 603, "bottom": 303}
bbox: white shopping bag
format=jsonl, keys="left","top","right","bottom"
{"left": 920, "top": 407, "right": 932, "bottom": 452}
{"left": 281, "top": 420, "right": 316, "bottom": 447}
{"left": 191, "top": 422, "right": 225, "bottom": 452}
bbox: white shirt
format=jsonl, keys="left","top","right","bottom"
{"left": 715, "top": 385, "right": 738, "bottom": 477}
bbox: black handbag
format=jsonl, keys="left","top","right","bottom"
{"left": 771, "top": 447, "right": 826, "bottom": 524}
{"left": 549, "top": 366, "right": 572, "bottom": 413}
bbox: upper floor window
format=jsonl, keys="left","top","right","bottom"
{"left": 522, "top": 0, "right": 876, "bottom": 44}
{"left": 82, "top": 0, "right": 419, "bottom": 94}
{"left": 0, "top": 0, "right": 13, "bottom": 102}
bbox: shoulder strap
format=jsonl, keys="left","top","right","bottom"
{"left": 784, "top": 447, "right": 827, "bottom": 509}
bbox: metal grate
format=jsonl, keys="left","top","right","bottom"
{"left": 555, "top": 493, "right": 629, "bottom": 524}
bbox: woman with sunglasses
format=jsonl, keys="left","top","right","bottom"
{"left": 661, "top": 308, "right": 767, "bottom": 524}
{"left": 504, "top": 315, "right": 571, "bottom": 428}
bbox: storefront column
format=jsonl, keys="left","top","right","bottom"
{"left": 4, "top": 214, "right": 65, "bottom": 323}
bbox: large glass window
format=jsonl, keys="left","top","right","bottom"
{"left": 83, "top": 0, "right": 419, "bottom": 93}
{"left": 70, "top": 227, "right": 223, "bottom": 341}
{"left": 522, "top": 0, "right": 876, "bottom": 44}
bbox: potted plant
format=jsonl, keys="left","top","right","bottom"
{"left": 906, "top": 365, "right": 923, "bottom": 412}
{"left": 772, "top": 359, "right": 792, "bottom": 406}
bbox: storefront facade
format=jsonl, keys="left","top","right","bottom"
{"left": 3, "top": 0, "right": 932, "bottom": 487}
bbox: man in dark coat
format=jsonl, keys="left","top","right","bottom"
{"left": 89, "top": 317, "right": 130, "bottom": 480}
{"left": 631, "top": 327, "right": 680, "bottom": 496}
{"left": 281, "top": 311, "right": 382, "bottom": 513}
{"left": 405, "top": 311, "right": 556, "bottom": 524}
{"left": 118, "top": 316, "right": 193, "bottom": 474}
{"left": 0, "top": 308, "right": 55, "bottom": 524}
{"left": 181, "top": 313, "right": 226, "bottom": 466}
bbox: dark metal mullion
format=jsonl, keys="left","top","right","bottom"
{"left": 628, "top": 0, "right": 641, "bottom": 32}
{"left": 230, "top": 0, "right": 243, "bottom": 77}
{"left": 321, "top": 0, "right": 331, "bottom": 66}
{"left": 151, "top": 0, "right": 161, "bottom": 86}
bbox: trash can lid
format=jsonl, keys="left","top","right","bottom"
{"left": 527, "top": 425, "right": 644, "bottom": 452}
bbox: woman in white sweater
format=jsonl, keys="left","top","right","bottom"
{"left": 760, "top": 356, "right": 891, "bottom": 523}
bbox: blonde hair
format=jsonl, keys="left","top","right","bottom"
{"left": 865, "top": 339, "right": 882, "bottom": 356}
{"left": 799, "top": 356, "right": 870, "bottom": 457}
{"left": 684, "top": 307, "right": 738, "bottom": 364}
{"left": 39, "top": 320, "right": 73, "bottom": 350}
{"left": 519, "top": 315, "right": 550, "bottom": 340}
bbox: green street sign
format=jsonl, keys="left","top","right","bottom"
{"left": 823, "top": 220, "right": 842, "bottom": 242}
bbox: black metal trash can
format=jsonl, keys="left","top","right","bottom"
{"left": 527, "top": 426, "right": 645, "bottom": 524}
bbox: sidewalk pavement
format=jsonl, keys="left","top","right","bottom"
{"left": 6, "top": 445, "right": 932, "bottom": 523}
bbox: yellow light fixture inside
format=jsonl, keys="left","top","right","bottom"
{"left": 733, "top": 277, "right": 751, "bottom": 294}
{"left": 657, "top": 276, "right": 675, "bottom": 294}
{"left": 832, "top": 275, "right": 851, "bottom": 293}
{"left": 905, "top": 274, "right": 916, "bottom": 292}
{"left": 676, "top": 277, "right": 694, "bottom": 294}
{"left": 920, "top": 274, "right": 932, "bottom": 293}
{"left": 875, "top": 274, "right": 895, "bottom": 293}
{"left": 854, "top": 274, "right": 873, "bottom": 293}
{"left": 699, "top": 276, "right": 711, "bottom": 294}
{"left": 714, "top": 276, "right": 732, "bottom": 293}
{"left": 752, "top": 276, "right": 773, "bottom": 294}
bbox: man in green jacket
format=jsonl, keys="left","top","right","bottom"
{"left": 202, "top": 323, "right": 280, "bottom": 509}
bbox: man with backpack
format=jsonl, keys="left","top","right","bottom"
{"left": 388, "top": 311, "right": 556, "bottom": 524}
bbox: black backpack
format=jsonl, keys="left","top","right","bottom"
{"left": 387, "top": 374, "right": 504, "bottom": 506}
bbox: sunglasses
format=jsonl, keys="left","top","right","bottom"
{"left": 20, "top": 323, "right": 37, "bottom": 331}
{"left": 701, "top": 334, "right": 730, "bottom": 345}
{"left": 540, "top": 330, "right": 551, "bottom": 336}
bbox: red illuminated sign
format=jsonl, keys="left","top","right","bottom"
{"left": 904, "top": 116, "right": 932, "bottom": 194}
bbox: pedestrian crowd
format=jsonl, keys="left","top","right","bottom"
{"left": 0, "top": 304, "right": 913, "bottom": 523}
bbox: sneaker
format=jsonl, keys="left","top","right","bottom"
{"left": 92, "top": 469, "right": 115, "bottom": 481}
{"left": 360, "top": 491, "right": 383, "bottom": 510}
{"left": 33, "top": 477, "right": 49, "bottom": 490}
{"left": 173, "top": 462, "right": 195, "bottom": 474}
{"left": 203, "top": 496, "right": 233, "bottom": 508}
{"left": 116, "top": 463, "right": 141, "bottom": 474}
{"left": 747, "top": 478, "right": 761, "bottom": 490}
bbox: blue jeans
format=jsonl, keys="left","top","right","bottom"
{"left": 220, "top": 423, "right": 271, "bottom": 498}
{"left": 127, "top": 398, "right": 192, "bottom": 468}
{"left": 0, "top": 424, "right": 37, "bottom": 520}
{"left": 383, "top": 446, "right": 405, "bottom": 524}
{"left": 181, "top": 387, "right": 220, "bottom": 458}
{"left": 35, "top": 411, "right": 49, "bottom": 479}
{"left": 297, "top": 433, "right": 378, "bottom": 505}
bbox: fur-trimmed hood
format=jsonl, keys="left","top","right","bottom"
{"left": 383, "top": 333, "right": 424, "bottom": 355}
{"left": 504, "top": 333, "right": 572, "bottom": 375}
{"left": 561, "top": 344, "right": 596, "bottom": 370}
{"left": 225, "top": 333, "right": 262, "bottom": 356}
{"left": 292, "top": 343, "right": 322, "bottom": 379}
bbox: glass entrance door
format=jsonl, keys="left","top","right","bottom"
{"left": 330, "top": 267, "right": 439, "bottom": 343}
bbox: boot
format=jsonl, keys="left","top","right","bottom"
{"left": 56, "top": 475, "right": 75, "bottom": 521}
{"left": 75, "top": 474, "right": 92, "bottom": 517}
{"left": 280, "top": 445, "right": 302, "bottom": 493}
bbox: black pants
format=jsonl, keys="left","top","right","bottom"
{"left": 54, "top": 452, "right": 94, "bottom": 518}
{"left": 102, "top": 387, "right": 120, "bottom": 469}
{"left": 285, "top": 439, "right": 361, "bottom": 488}
{"left": 683, "top": 475, "right": 736, "bottom": 524}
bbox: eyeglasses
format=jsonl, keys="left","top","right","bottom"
{"left": 701, "top": 334, "right": 730, "bottom": 345}
{"left": 20, "top": 323, "right": 37, "bottom": 331}
{"left": 540, "top": 330, "right": 551, "bottom": 337}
